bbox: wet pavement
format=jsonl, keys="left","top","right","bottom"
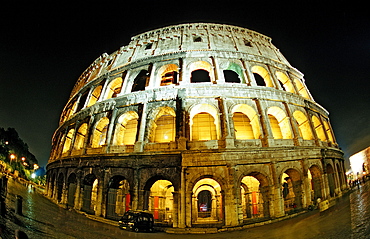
{"left": 1, "top": 177, "right": 370, "bottom": 238}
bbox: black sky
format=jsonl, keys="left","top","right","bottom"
{"left": 1, "top": 2, "right": 369, "bottom": 168}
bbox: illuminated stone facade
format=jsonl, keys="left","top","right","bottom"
{"left": 46, "top": 23, "right": 347, "bottom": 230}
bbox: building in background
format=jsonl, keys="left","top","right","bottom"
{"left": 46, "top": 23, "right": 347, "bottom": 231}
{"left": 349, "top": 147, "right": 370, "bottom": 181}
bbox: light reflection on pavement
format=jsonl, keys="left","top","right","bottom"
{"left": 1, "top": 177, "right": 370, "bottom": 238}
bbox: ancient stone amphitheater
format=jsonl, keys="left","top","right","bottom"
{"left": 46, "top": 23, "right": 347, "bottom": 231}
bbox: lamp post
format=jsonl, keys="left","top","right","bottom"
{"left": 10, "top": 154, "right": 16, "bottom": 161}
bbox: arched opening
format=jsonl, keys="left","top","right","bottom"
{"left": 323, "top": 120, "right": 334, "bottom": 142}
{"left": 105, "top": 77, "right": 123, "bottom": 99}
{"left": 293, "top": 111, "right": 313, "bottom": 140}
{"left": 233, "top": 112, "right": 254, "bottom": 139}
{"left": 158, "top": 64, "right": 179, "bottom": 86}
{"left": 57, "top": 173, "right": 64, "bottom": 203}
{"left": 232, "top": 104, "right": 261, "bottom": 139}
{"left": 191, "top": 113, "right": 217, "bottom": 140}
{"left": 132, "top": 70, "right": 149, "bottom": 92}
{"left": 113, "top": 111, "right": 138, "bottom": 146}
{"left": 282, "top": 169, "right": 303, "bottom": 214}
{"left": 308, "top": 165, "right": 323, "bottom": 203}
{"left": 225, "top": 63, "right": 244, "bottom": 83}
{"left": 198, "top": 190, "right": 212, "bottom": 218}
{"left": 223, "top": 70, "right": 240, "bottom": 83}
{"left": 87, "top": 84, "right": 103, "bottom": 107}
{"left": 74, "top": 123, "right": 88, "bottom": 150}
{"left": 240, "top": 174, "right": 269, "bottom": 221}
{"left": 62, "top": 129, "right": 74, "bottom": 153}
{"left": 190, "top": 104, "right": 220, "bottom": 141}
{"left": 153, "top": 115, "right": 175, "bottom": 143}
{"left": 76, "top": 91, "right": 89, "bottom": 112}
{"left": 294, "top": 78, "right": 310, "bottom": 99}
{"left": 253, "top": 73, "right": 266, "bottom": 86}
{"left": 67, "top": 173, "right": 77, "bottom": 208}
{"left": 326, "top": 164, "right": 336, "bottom": 197}
{"left": 276, "top": 71, "right": 295, "bottom": 93}
{"left": 82, "top": 174, "right": 98, "bottom": 215}
{"left": 192, "top": 178, "right": 223, "bottom": 224}
{"left": 312, "top": 116, "right": 326, "bottom": 142}
{"left": 106, "top": 176, "right": 130, "bottom": 220}
{"left": 267, "top": 107, "right": 292, "bottom": 139}
{"left": 268, "top": 114, "right": 283, "bottom": 139}
{"left": 91, "top": 117, "right": 109, "bottom": 148}
{"left": 147, "top": 179, "right": 174, "bottom": 224}
{"left": 191, "top": 69, "right": 211, "bottom": 83}
{"left": 251, "top": 66, "right": 273, "bottom": 87}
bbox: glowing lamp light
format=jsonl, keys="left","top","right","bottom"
{"left": 10, "top": 154, "right": 16, "bottom": 160}
{"left": 31, "top": 173, "right": 36, "bottom": 179}
{"left": 33, "top": 164, "right": 39, "bottom": 170}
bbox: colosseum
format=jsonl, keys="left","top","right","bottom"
{"left": 46, "top": 22, "right": 347, "bottom": 231}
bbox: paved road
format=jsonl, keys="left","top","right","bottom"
{"left": 1, "top": 177, "right": 369, "bottom": 238}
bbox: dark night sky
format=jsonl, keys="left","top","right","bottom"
{"left": 0, "top": 2, "right": 369, "bottom": 168}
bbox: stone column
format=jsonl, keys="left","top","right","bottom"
{"left": 61, "top": 182, "right": 68, "bottom": 207}
{"left": 132, "top": 167, "right": 140, "bottom": 210}
{"left": 172, "top": 191, "right": 179, "bottom": 228}
{"left": 266, "top": 65, "right": 280, "bottom": 89}
{"left": 241, "top": 59, "right": 252, "bottom": 85}
{"left": 304, "top": 107, "right": 321, "bottom": 146}
{"left": 74, "top": 181, "right": 81, "bottom": 210}
{"left": 95, "top": 171, "right": 105, "bottom": 217}
{"left": 106, "top": 108, "right": 118, "bottom": 152}
{"left": 217, "top": 97, "right": 235, "bottom": 148}
{"left": 134, "top": 103, "right": 148, "bottom": 152}
{"left": 178, "top": 167, "right": 186, "bottom": 228}
{"left": 282, "top": 101, "right": 300, "bottom": 146}
{"left": 300, "top": 158, "right": 312, "bottom": 207}
{"left": 118, "top": 70, "right": 132, "bottom": 95}
{"left": 98, "top": 77, "right": 111, "bottom": 101}
{"left": 146, "top": 63, "right": 157, "bottom": 89}
{"left": 253, "top": 98, "right": 270, "bottom": 147}
{"left": 176, "top": 96, "right": 187, "bottom": 150}
{"left": 83, "top": 115, "right": 95, "bottom": 154}
{"left": 177, "top": 58, "right": 184, "bottom": 84}
{"left": 211, "top": 56, "right": 224, "bottom": 83}
{"left": 269, "top": 161, "right": 285, "bottom": 217}
{"left": 286, "top": 72, "right": 300, "bottom": 94}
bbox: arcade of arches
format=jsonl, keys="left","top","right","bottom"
{"left": 47, "top": 152, "right": 346, "bottom": 229}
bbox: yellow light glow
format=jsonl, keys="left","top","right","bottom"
{"left": 349, "top": 150, "right": 367, "bottom": 178}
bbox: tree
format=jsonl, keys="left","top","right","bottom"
{"left": 0, "top": 127, "right": 39, "bottom": 177}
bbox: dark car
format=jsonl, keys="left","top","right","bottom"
{"left": 118, "top": 210, "right": 154, "bottom": 232}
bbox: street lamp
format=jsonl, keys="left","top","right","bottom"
{"left": 10, "top": 154, "right": 16, "bottom": 161}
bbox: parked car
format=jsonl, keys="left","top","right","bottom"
{"left": 118, "top": 210, "right": 154, "bottom": 232}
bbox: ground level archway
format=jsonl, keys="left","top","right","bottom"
{"left": 106, "top": 175, "right": 131, "bottom": 220}
{"left": 192, "top": 178, "right": 223, "bottom": 225}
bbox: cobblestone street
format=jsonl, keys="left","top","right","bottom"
{"left": 1, "top": 176, "right": 370, "bottom": 238}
